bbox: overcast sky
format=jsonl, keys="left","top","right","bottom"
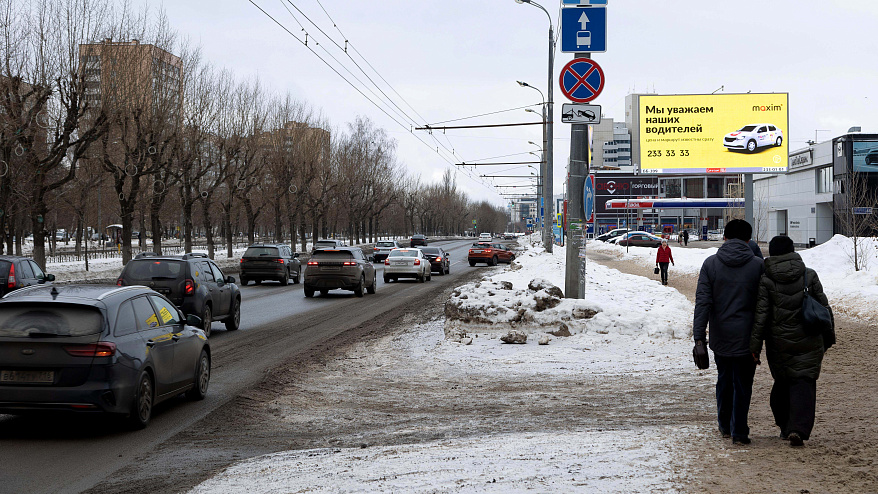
{"left": 142, "top": 1, "right": 878, "bottom": 205}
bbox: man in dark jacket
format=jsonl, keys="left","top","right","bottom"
{"left": 751, "top": 235, "right": 831, "bottom": 447}
{"left": 694, "top": 219, "right": 765, "bottom": 444}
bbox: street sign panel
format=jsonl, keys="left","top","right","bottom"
{"left": 561, "top": 6, "right": 607, "bottom": 53}
{"left": 563, "top": 0, "right": 607, "bottom": 5}
{"left": 559, "top": 58, "right": 605, "bottom": 103}
{"left": 561, "top": 103, "right": 601, "bottom": 124}
{"left": 853, "top": 207, "right": 874, "bottom": 215}
{"left": 583, "top": 174, "right": 595, "bottom": 223}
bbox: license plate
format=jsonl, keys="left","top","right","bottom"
{"left": 472, "top": 250, "right": 482, "bottom": 253}
{"left": 1, "top": 370, "right": 55, "bottom": 384}
{"left": 393, "top": 261, "right": 407, "bottom": 266}
{"left": 322, "top": 266, "right": 340, "bottom": 271}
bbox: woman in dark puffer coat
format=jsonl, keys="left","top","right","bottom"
{"left": 751, "top": 235, "right": 832, "bottom": 447}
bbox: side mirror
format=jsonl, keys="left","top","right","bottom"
{"left": 45, "top": 274, "right": 56, "bottom": 282}
{"left": 226, "top": 276, "right": 236, "bottom": 284}
{"left": 186, "top": 314, "right": 203, "bottom": 327}
{"left": 293, "top": 253, "right": 300, "bottom": 258}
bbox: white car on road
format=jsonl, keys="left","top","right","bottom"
{"left": 478, "top": 233, "right": 492, "bottom": 241}
{"left": 383, "top": 248, "right": 432, "bottom": 283}
{"left": 723, "top": 124, "right": 783, "bottom": 153}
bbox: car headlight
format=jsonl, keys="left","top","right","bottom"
{"left": 735, "top": 135, "right": 747, "bottom": 140}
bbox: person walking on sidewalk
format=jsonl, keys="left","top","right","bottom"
{"left": 693, "top": 219, "right": 765, "bottom": 445}
{"left": 751, "top": 235, "right": 832, "bottom": 447}
{"left": 656, "top": 239, "right": 674, "bottom": 285}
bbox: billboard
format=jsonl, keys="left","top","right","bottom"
{"left": 638, "top": 93, "right": 789, "bottom": 174}
{"left": 594, "top": 175, "right": 659, "bottom": 214}
{"left": 852, "top": 140, "right": 878, "bottom": 173}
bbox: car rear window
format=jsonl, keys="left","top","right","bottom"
{"left": 376, "top": 242, "right": 395, "bottom": 247}
{"left": 0, "top": 260, "right": 9, "bottom": 276}
{"left": 421, "top": 247, "right": 439, "bottom": 254}
{"left": 125, "top": 260, "right": 185, "bottom": 281}
{"left": 389, "top": 250, "right": 417, "bottom": 257}
{"left": 311, "top": 251, "right": 354, "bottom": 260}
{"left": 244, "top": 247, "right": 280, "bottom": 257}
{"left": 0, "top": 304, "right": 104, "bottom": 337}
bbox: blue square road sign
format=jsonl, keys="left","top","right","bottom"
{"left": 561, "top": 7, "right": 606, "bottom": 53}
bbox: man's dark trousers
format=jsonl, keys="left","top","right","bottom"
{"left": 714, "top": 355, "right": 757, "bottom": 439}
{"left": 770, "top": 377, "right": 817, "bottom": 440}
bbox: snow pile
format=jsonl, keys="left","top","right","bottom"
{"left": 445, "top": 242, "right": 693, "bottom": 341}
{"left": 588, "top": 234, "right": 878, "bottom": 320}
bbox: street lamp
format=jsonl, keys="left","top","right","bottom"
{"left": 514, "top": 0, "right": 554, "bottom": 252}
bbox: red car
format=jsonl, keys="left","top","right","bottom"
{"left": 468, "top": 242, "right": 514, "bottom": 266}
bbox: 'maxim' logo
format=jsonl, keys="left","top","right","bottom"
{"left": 753, "top": 104, "right": 783, "bottom": 112}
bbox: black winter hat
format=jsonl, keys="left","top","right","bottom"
{"left": 768, "top": 235, "right": 795, "bottom": 256}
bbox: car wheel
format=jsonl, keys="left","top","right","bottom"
{"left": 383, "top": 275, "right": 390, "bottom": 284}
{"left": 367, "top": 274, "right": 376, "bottom": 294}
{"left": 128, "top": 371, "right": 153, "bottom": 430}
{"left": 747, "top": 140, "right": 757, "bottom": 152}
{"left": 491, "top": 256, "right": 498, "bottom": 266}
{"left": 240, "top": 277, "right": 249, "bottom": 286}
{"left": 776, "top": 136, "right": 783, "bottom": 147}
{"left": 254, "top": 279, "right": 262, "bottom": 285}
{"left": 469, "top": 260, "right": 476, "bottom": 267}
{"left": 304, "top": 286, "right": 314, "bottom": 298}
{"left": 224, "top": 298, "right": 240, "bottom": 331}
{"left": 427, "top": 270, "right": 432, "bottom": 281}
{"left": 445, "top": 265, "right": 450, "bottom": 275}
{"left": 293, "top": 271, "right": 300, "bottom": 284}
{"left": 320, "top": 289, "right": 329, "bottom": 296}
{"left": 354, "top": 275, "right": 365, "bottom": 297}
{"left": 439, "top": 264, "right": 445, "bottom": 275}
{"left": 200, "top": 305, "right": 212, "bottom": 338}
{"left": 186, "top": 350, "right": 210, "bottom": 401}
{"left": 280, "top": 270, "right": 289, "bottom": 286}
{"left": 418, "top": 272, "right": 425, "bottom": 283}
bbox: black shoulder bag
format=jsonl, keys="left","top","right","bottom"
{"left": 802, "top": 270, "right": 835, "bottom": 349}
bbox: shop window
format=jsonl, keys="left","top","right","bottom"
{"left": 816, "top": 166, "right": 833, "bottom": 194}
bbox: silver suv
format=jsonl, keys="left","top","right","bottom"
{"left": 304, "top": 247, "right": 377, "bottom": 298}
{"left": 372, "top": 240, "right": 398, "bottom": 262}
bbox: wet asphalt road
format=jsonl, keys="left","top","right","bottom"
{"left": 0, "top": 238, "right": 495, "bottom": 494}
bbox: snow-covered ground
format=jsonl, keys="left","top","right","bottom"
{"left": 190, "top": 240, "right": 704, "bottom": 493}
{"left": 588, "top": 234, "right": 878, "bottom": 320}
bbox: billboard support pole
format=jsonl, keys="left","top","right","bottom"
{"left": 744, "top": 173, "right": 754, "bottom": 229}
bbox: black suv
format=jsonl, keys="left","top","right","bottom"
{"left": 239, "top": 244, "right": 302, "bottom": 286}
{"left": 304, "top": 247, "right": 377, "bottom": 298}
{"left": 0, "top": 284, "right": 210, "bottom": 429}
{"left": 0, "top": 256, "right": 56, "bottom": 296}
{"left": 117, "top": 253, "right": 240, "bottom": 337}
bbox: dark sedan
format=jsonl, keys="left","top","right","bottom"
{"left": 0, "top": 285, "right": 210, "bottom": 429}
{"left": 420, "top": 246, "right": 450, "bottom": 275}
{"left": 615, "top": 232, "right": 664, "bottom": 248}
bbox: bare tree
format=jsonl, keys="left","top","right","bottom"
{"left": 835, "top": 170, "right": 878, "bottom": 271}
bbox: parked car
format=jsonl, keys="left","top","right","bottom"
{"left": 410, "top": 234, "right": 428, "bottom": 247}
{"left": 383, "top": 248, "right": 431, "bottom": 283}
{"left": 595, "top": 228, "right": 630, "bottom": 242}
{"left": 312, "top": 239, "right": 347, "bottom": 253}
{"left": 615, "top": 232, "right": 664, "bottom": 248}
{"left": 420, "top": 246, "right": 450, "bottom": 275}
{"left": 707, "top": 230, "right": 723, "bottom": 241}
{"left": 723, "top": 123, "right": 783, "bottom": 153}
{"left": 116, "top": 253, "right": 240, "bottom": 337}
{"left": 502, "top": 233, "right": 516, "bottom": 240}
{"left": 0, "top": 256, "right": 55, "bottom": 297}
{"left": 468, "top": 242, "right": 515, "bottom": 266}
{"left": 0, "top": 284, "right": 210, "bottom": 429}
{"left": 372, "top": 240, "right": 398, "bottom": 262}
{"left": 304, "top": 247, "right": 376, "bottom": 298}
{"left": 239, "top": 244, "right": 301, "bottom": 286}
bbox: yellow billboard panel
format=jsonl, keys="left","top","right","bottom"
{"left": 639, "top": 93, "right": 788, "bottom": 174}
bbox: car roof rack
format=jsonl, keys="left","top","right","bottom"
{"left": 135, "top": 252, "right": 158, "bottom": 259}
{"left": 182, "top": 252, "right": 209, "bottom": 259}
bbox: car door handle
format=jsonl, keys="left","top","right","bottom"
{"left": 172, "top": 334, "right": 181, "bottom": 341}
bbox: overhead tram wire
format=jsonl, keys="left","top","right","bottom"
{"left": 248, "top": 1, "right": 497, "bottom": 192}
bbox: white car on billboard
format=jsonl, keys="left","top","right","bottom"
{"left": 723, "top": 124, "right": 783, "bottom": 153}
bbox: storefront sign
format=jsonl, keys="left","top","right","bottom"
{"left": 788, "top": 150, "right": 812, "bottom": 170}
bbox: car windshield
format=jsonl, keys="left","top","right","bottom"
{"left": 0, "top": 304, "right": 104, "bottom": 337}
{"left": 311, "top": 251, "right": 353, "bottom": 260}
{"left": 244, "top": 247, "right": 279, "bottom": 257}
{"left": 739, "top": 125, "right": 757, "bottom": 132}
{"left": 125, "top": 260, "right": 184, "bottom": 280}
{"left": 421, "top": 247, "right": 439, "bottom": 255}
{"left": 376, "top": 242, "right": 395, "bottom": 247}
{"left": 389, "top": 250, "right": 417, "bottom": 257}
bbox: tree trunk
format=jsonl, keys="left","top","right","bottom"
{"left": 223, "top": 201, "right": 233, "bottom": 258}
{"left": 274, "top": 200, "right": 283, "bottom": 243}
{"left": 201, "top": 198, "right": 215, "bottom": 259}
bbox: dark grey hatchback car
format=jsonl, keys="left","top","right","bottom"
{"left": 0, "top": 285, "right": 210, "bottom": 429}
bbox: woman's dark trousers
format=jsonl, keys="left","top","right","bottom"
{"left": 770, "top": 377, "right": 817, "bottom": 440}
{"left": 659, "top": 262, "right": 669, "bottom": 284}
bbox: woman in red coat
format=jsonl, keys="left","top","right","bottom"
{"left": 655, "top": 239, "right": 675, "bottom": 285}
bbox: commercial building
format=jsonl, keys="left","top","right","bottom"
{"left": 590, "top": 118, "right": 633, "bottom": 172}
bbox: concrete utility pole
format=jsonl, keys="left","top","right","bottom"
{"left": 544, "top": 17, "right": 554, "bottom": 254}
{"left": 744, "top": 173, "right": 754, "bottom": 227}
{"left": 564, "top": 53, "right": 590, "bottom": 299}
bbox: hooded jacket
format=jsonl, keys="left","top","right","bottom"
{"left": 750, "top": 252, "right": 829, "bottom": 381}
{"left": 693, "top": 239, "right": 765, "bottom": 357}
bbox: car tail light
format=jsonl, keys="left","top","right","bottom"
{"left": 116, "top": 278, "right": 124, "bottom": 287}
{"left": 414, "top": 259, "right": 420, "bottom": 265}
{"left": 307, "top": 261, "right": 318, "bottom": 266}
{"left": 277, "top": 259, "right": 285, "bottom": 264}
{"left": 436, "top": 257, "right": 442, "bottom": 261}
{"left": 239, "top": 259, "right": 244, "bottom": 263}
{"left": 7, "top": 264, "right": 15, "bottom": 288}
{"left": 384, "top": 259, "right": 390, "bottom": 265}
{"left": 343, "top": 261, "right": 356, "bottom": 266}
{"left": 184, "top": 279, "right": 195, "bottom": 295}
{"left": 374, "top": 247, "right": 379, "bottom": 251}
{"left": 64, "top": 342, "right": 117, "bottom": 358}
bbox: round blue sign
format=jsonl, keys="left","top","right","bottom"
{"left": 583, "top": 174, "right": 595, "bottom": 222}
{"left": 559, "top": 58, "right": 605, "bottom": 103}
